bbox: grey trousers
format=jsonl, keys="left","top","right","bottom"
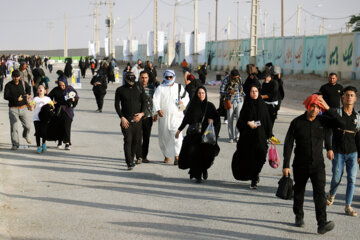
{"left": 9, "top": 107, "right": 31, "bottom": 147}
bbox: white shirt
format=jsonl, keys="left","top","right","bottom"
{"left": 33, "top": 96, "right": 52, "bottom": 121}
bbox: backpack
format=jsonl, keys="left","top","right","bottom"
{"left": 336, "top": 108, "right": 360, "bottom": 131}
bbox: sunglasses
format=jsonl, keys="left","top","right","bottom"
{"left": 165, "top": 76, "right": 173, "bottom": 79}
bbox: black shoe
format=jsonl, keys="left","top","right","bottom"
{"left": 295, "top": 217, "right": 304, "bottom": 227}
{"left": 317, "top": 221, "right": 335, "bottom": 234}
{"left": 127, "top": 163, "right": 135, "bottom": 170}
{"left": 202, "top": 170, "right": 208, "bottom": 180}
{"left": 195, "top": 177, "right": 202, "bottom": 184}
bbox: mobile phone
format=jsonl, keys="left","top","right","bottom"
{"left": 254, "top": 121, "right": 261, "bottom": 126}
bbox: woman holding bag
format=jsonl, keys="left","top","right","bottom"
{"left": 175, "top": 86, "right": 221, "bottom": 183}
{"left": 232, "top": 85, "right": 272, "bottom": 189}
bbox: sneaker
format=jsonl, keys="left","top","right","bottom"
{"left": 11, "top": 145, "right": 18, "bottom": 150}
{"left": 345, "top": 206, "right": 358, "bottom": 217}
{"left": 65, "top": 144, "right": 71, "bottom": 150}
{"left": 224, "top": 120, "right": 228, "bottom": 124}
{"left": 42, "top": 144, "right": 47, "bottom": 152}
{"left": 295, "top": 217, "right": 304, "bottom": 227}
{"left": 136, "top": 158, "right": 142, "bottom": 164}
{"left": 317, "top": 221, "right": 335, "bottom": 234}
{"left": 250, "top": 180, "right": 257, "bottom": 189}
{"left": 36, "top": 147, "right": 42, "bottom": 154}
{"left": 57, "top": 144, "right": 62, "bottom": 149}
{"left": 229, "top": 139, "right": 234, "bottom": 143}
{"left": 326, "top": 193, "right": 335, "bottom": 206}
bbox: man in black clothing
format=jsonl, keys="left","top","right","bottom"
{"left": 283, "top": 94, "right": 335, "bottom": 234}
{"left": 261, "top": 71, "right": 279, "bottom": 133}
{"left": 136, "top": 71, "right": 156, "bottom": 164}
{"left": 4, "top": 70, "right": 32, "bottom": 150}
{"left": 198, "top": 63, "right": 207, "bottom": 85}
{"left": 115, "top": 72, "right": 145, "bottom": 170}
{"left": 319, "top": 73, "right": 343, "bottom": 108}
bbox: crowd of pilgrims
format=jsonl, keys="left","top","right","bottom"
{"left": 2, "top": 55, "right": 285, "bottom": 188}
{"left": 4, "top": 53, "right": 360, "bottom": 233}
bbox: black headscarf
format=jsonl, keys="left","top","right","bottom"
{"left": 238, "top": 84, "right": 272, "bottom": 139}
{"left": 185, "top": 86, "right": 208, "bottom": 123}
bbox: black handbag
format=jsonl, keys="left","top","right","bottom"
{"left": 186, "top": 104, "right": 207, "bottom": 135}
{"left": 276, "top": 175, "right": 294, "bottom": 200}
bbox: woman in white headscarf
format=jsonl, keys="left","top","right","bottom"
{"left": 153, "top": 70, "right": 190, "bottom": 165}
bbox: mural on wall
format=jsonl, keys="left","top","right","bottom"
{"left": 329, "top": 46, "right": 338, "bottom": 66}
{"left": 303, "top": 37, "right": 315, "bottom": 72}
{"left": 283, "top": 38, "right": 294, "bottom": 70}
{"left": 273, "top": 38, "right": 284, "bottom": 67}
{"left": 343, "top": 42, "right": 353, "bottom": 66}
{"left": 314, "top": 36, "right": 328, "bottom": 71}
{"left": 293, "top": 37, "right": 304, "bottom": 71}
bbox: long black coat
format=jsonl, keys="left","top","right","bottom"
{"left": 178, "top": 89, "right": 221, "bottom": 179}
{"left": 232, "top": 96, "right": 272, "bottom": 181}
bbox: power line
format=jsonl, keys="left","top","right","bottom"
{"left": 301, "top": 7, "right": 352, "bottom": 20}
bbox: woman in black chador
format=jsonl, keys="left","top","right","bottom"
{"left": 232, "top": 85, "right": 272, "bottom": 189}
{"left": 175, "top": 86, "right": 221, "bottom": 183}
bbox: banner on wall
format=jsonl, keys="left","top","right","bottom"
{"left": 104, "top": 38, "right": 109, "bottom": 57}
{"left": 88, "top": 41, "right": 96, "bottom": 58}
{"left": 147, "top": 31, "right": 165, "bottom": 57}
{"left": 184, "top": 32, "right": 206, "bottom": 64}
{"left": 123, "top": 40, "right": 139, "bottom": 61}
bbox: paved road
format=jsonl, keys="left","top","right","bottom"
{"left": 0, "top": 65, "right": 359, "bottom": 239}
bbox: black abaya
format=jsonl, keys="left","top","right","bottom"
{"left": 178, "top": 87, "right": 221, "bottom": 180}
{"left": 231, "top": 94, "right": 272, "bottom": 181}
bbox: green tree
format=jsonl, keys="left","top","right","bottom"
{"left": 348, "top": 14, "right": 360, "bottom": 32}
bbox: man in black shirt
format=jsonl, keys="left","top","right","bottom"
{"left": 324, "top": 86, "right": 360, "bottom": 217}
{"left": 319, "top": 73, "right": 343, "bottom": 108}
{"left": 283, "top": 94, "right": 334, "bottom": 234}
{"left": 261, "top": 71, "right": 279, "bottom": 134}
{"left": 115, "top": 72, "right": 145, "bottom": 170}
{"left": 4, "top": 70, "right": 32, "bottom": 150}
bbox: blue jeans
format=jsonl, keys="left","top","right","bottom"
{"left": 330, "top": 152, "right": 358, "bottom": 205}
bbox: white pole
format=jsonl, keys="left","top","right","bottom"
{"left": 249, "top": 0, "right": 258, "bottom": 64}
{"left": 296, "top": 5, "right": 301, "bottom": 36}
{"left": 154, "top": 0, "right": 158, "bottom": 61}
{"left": 94, "top": 3, "right": 100, "bottom": 57}
{"left": 129, "top": 15, "right": 133, "bottom": 57}
{"left": 64, "top": 13, "right": 68, "bottom": 57}
{"left": 227, "top": 16, "right": 231, "bottom": 40}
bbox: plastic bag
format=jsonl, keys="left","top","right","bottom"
{"left": 276, "top": 174, "right": 294, "bottom": 200}
{"left": 202, "top": 122, "right": 216, "bottom": 145}
{"left": 268, "top": 145, "right": 280, "bottom": 168}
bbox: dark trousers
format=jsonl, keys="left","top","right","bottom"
{"left": 0, "top": 76, "right": 3, "bottom": 92}
{"left": 34, "top": 121, "right": 47, "bottom": 146}
{"left": 48, "top": 64, "right": 53, "bottom": 73}
{"left": 61, "top": 112, "right": 73, "bottom": 144}
{"left": 265, "top": 104, "right": 279, "bottom": 134}
{"left": 121, "top": 121, "right": 142, "bottom": 167}
{"left": 94, "top": 91, "right": 106, "bottom": 110}
{"left": 140, "top": 117, "right": 153, "bottom": 159}
{"left": 293, "top": 166, "right": 327, "bottom": 225}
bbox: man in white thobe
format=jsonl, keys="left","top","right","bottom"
{"left": 153, "top": 69, "right": 190, "bottom": 165}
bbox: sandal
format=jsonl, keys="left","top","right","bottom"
{"left": 345, "top": 206, "right": 358, "bottom": 217}
{"left": 326, "top": 193, "right": 335, "bottom": 206}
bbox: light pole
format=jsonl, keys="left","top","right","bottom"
{"left": 173, "top": 0, "right": 181, "bottom": 50}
